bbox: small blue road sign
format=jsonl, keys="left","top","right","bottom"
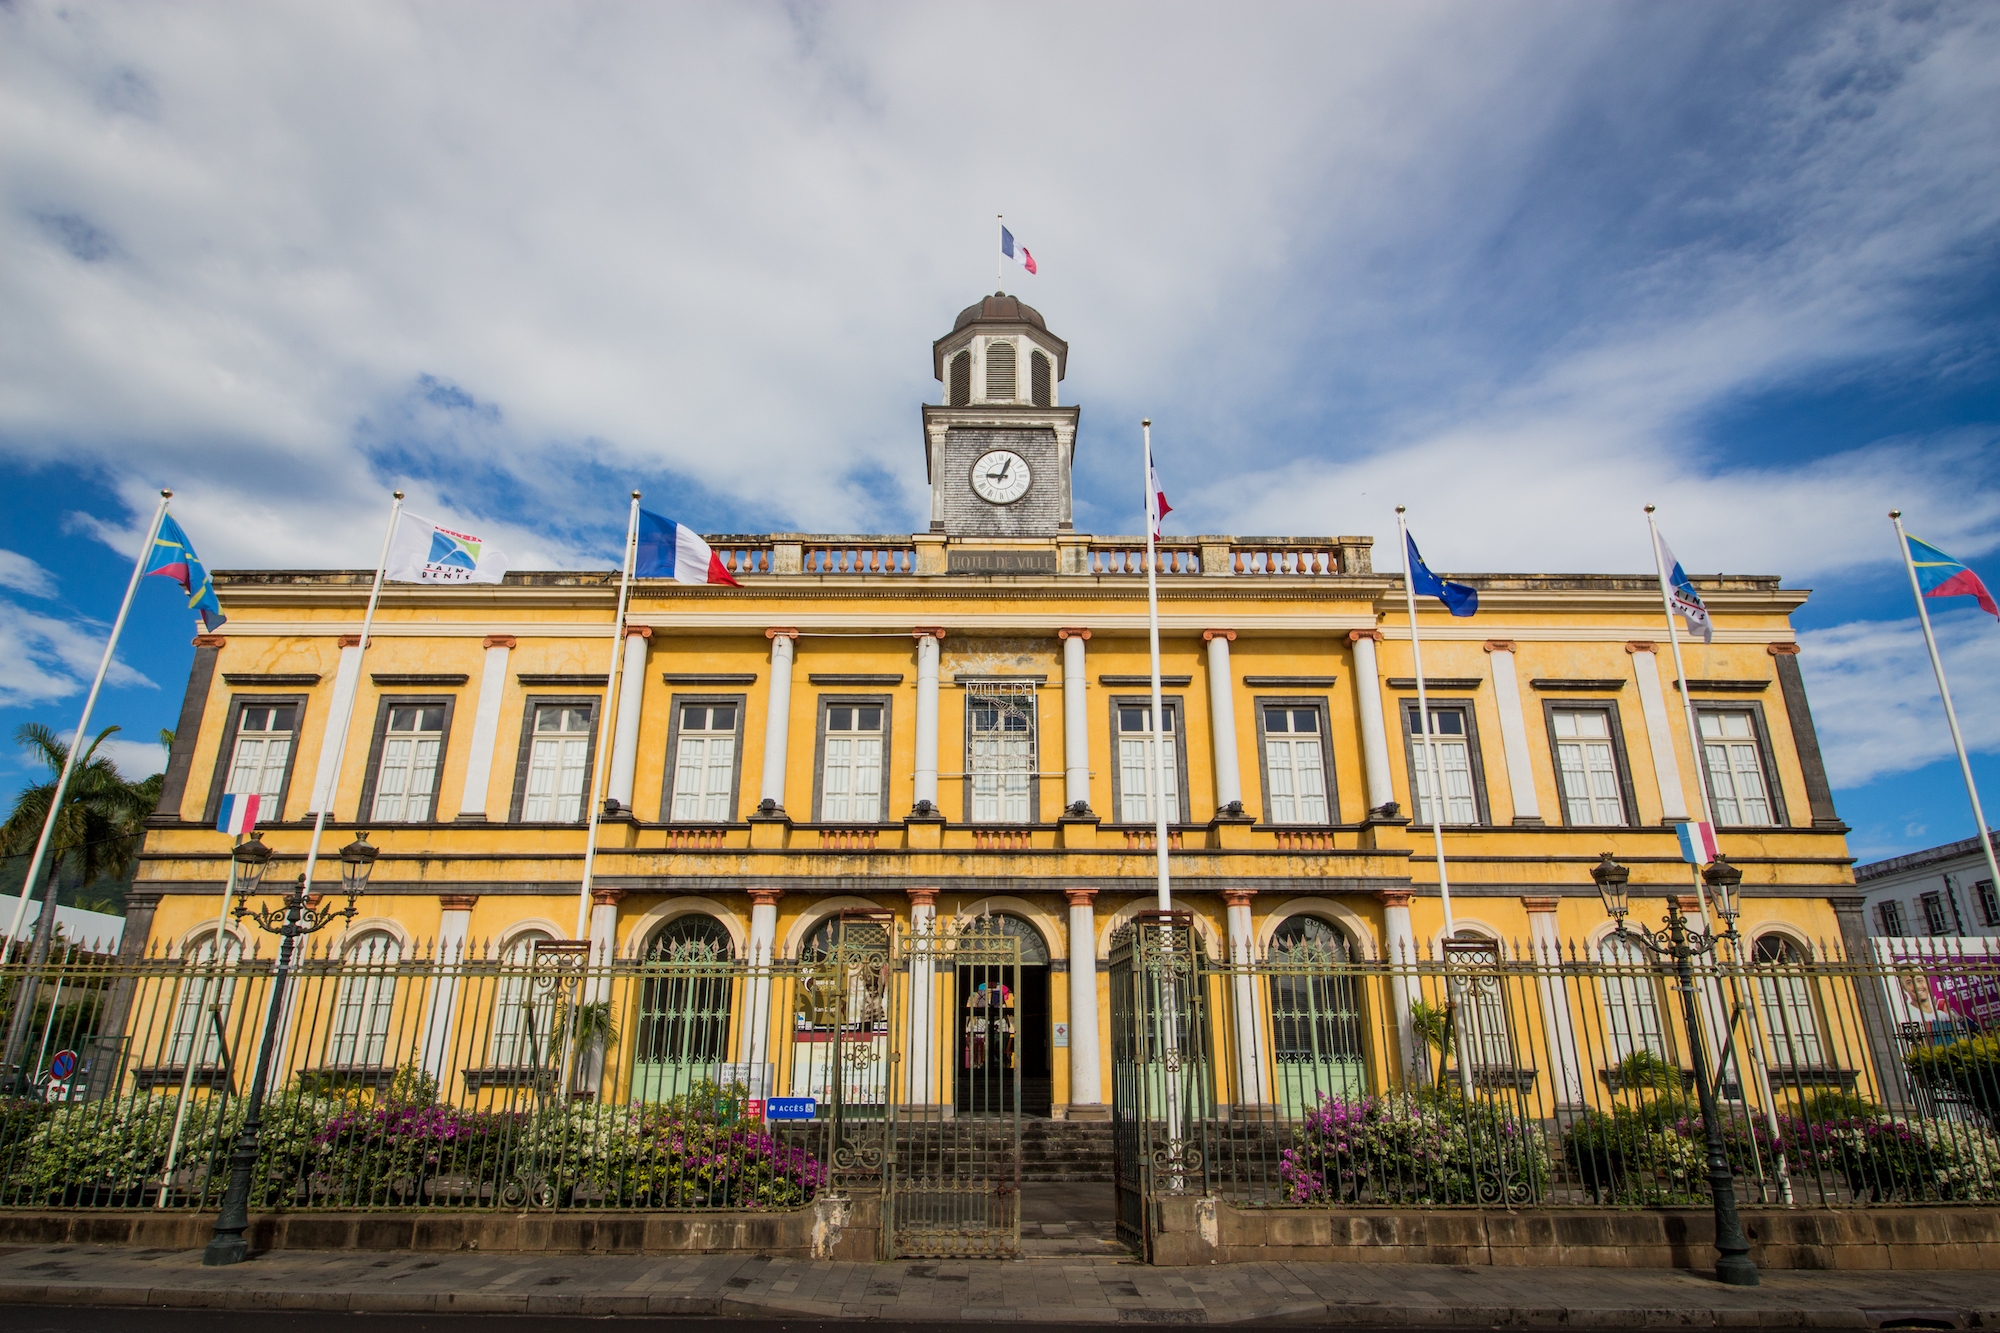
{"left": 765, "top": 1097, "right": 816, "bottom": 1120}
{"left": 47, "top": 1050, "right": 77, "bottom": 1082}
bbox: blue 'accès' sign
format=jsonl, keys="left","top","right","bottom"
{"left": 765, "top": 1097, "right": 816, "bottom": 1120}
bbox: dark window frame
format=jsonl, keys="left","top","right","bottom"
{"left": 356, "top": 694, "right": 458, "bottom": 824}
{"left": 1540, "top": 698, "right": 1643, "bottom": 830}
{"left": 1978, "top": 879, "right": 1999, "bottom": 928}
{"left": 1252, "top": 695, "right": 1341, "bottom": 827}
{"left": 1920, "top": 891, "right": 1951, "bottom": 936}
{"left": 1030, "top": 350, "right": 1052, "bottom": 407}
{"left": 659, "top": 692, "right": 749, "bottom": 823}
{"left": 507, "top": 694, "right": 602, "bottom": 825}
{"left": 962, "top": 689, "right": 1041, "bottom": 825}
{"left": 1107, "top": 693, "right": 1191, "bottom": 826}
{"left": 1396, "top": 696, "right": 1492, "bottom": 828}
{"left": 949, "top": 350, "right": 971, "bottom": 406}
{"left": 202, "top": 693, "right": 309, "bottom": 826}
{"left": 810, "top": 693, "right": 895, "bottom": 824}
{"left": 1692, "top": 700, "right": 1792, "bottom": 828}
{"left": 1876, "top": 900, "right": 1906, "bottom": 936}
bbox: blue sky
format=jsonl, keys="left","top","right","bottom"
{"left": 3, "top": 1, "right": 2000, "bottom": 864}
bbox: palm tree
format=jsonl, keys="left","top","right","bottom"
{"left": 1, "top": 723, "right": 159, "bottom": 1089}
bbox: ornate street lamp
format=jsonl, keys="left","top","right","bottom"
{"left": 1594, "top": 852, "right": 1759, "bottom": 1287}
{"left": 231, "top": 835, "right": 274, "bottom": 895}
{"left": 203, "top": 839, "right": 377, "bottom": 1267}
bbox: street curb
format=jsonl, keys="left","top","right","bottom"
{"left": 6, "top": 1281, "right": 1999, "bottom": 1327}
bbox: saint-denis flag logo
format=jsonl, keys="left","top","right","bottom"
{"left": 387, "top": 510, "right": 510, "bottom": 584}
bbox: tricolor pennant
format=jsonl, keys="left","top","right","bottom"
{"left": 1907, "top": 535, "right": 2000, "bottom": 620}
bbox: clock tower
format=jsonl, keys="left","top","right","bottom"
{"left": 923, "top": 292, "right": 1079, "bottom": 537}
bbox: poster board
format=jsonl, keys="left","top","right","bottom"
{"left": 1870, "top": 936, "right": 2000, "bottom": 1039}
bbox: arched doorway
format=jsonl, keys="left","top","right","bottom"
{"left": 1267, "top": 916, "right": 1367, "bottom": 1113}
{"left": 955, "top": 913, "right": 1052, "bottom": 1117}
{"left": 634, "top": 915, "right": 734, "bottom": 1102}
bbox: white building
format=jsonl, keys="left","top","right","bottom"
{"left": 1855, "top": 830, "right": 2000, "bottom": 939}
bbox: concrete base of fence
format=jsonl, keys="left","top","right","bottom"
{"left": 0, "top": 1192, "right": 884, "bottom": 1262}
{"left": 1147, "top": 1197, "right": 2000, "bottom": 1270}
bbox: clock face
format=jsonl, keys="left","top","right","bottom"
{"left": 971, "top": 450, "right": 1032, "bottom": 505}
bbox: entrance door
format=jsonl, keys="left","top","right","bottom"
{"left": 952, "top": 914, "right": 1052, "bottom": 1116}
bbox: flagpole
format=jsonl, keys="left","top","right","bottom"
{"left": 1394, "top": 508, "right": 1456, "bottom": 937}
{"left": 4, "top": 490, "right": 173, "bottom": 956}
{"left": 296, "top": 492, "right": 402, "bottom": 900}
{"left": 1891, "top": 510, "right": 2000, "bottom": 899}
{"left": 576, "top": 493, "right": 642, "bottom": 941}
{"left": 996, "top": 214, "right": 1004, "bottom": 290}
{"left": 1644, "top": 506, "right": 1725, "bottom": 916}
{"left": 1142, "top": 422, "right": 1172, "bottom": 913}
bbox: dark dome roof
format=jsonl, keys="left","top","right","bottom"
{"left": 953, "top": 292, "right": 1047, "bottom": 333}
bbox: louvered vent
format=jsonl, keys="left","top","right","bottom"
{"left": 1031, "top": 351, "right": 1052, "bottom": 407}
{"left": 949, "top": 351, "right": 972, "bottom": 406}
{"left": 984, "top": 340, "right": 1017, "bottom": 401}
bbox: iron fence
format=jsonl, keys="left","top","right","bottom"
{"left": 1111, "top": 918, "right": 2000, "bottom": 1227}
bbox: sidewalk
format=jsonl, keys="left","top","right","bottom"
{"left": 2, "top": 1242, "right": 1998, "bottom": 1327}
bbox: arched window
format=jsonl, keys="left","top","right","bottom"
{"left": 1268, "top": 916, "right": 1366, "bottom": 1108}
{"left": 1752, "top": 933, "right": 1825, "bottom": 1067}
{"left": 168, "top": 929, "right": 243, "bottom": 1066}
{"left": 962, "top": 912, "right": 1050, "bottom": 963}
{"left": 1444, "top": 929, "right": 1514, "bottom": 1069}
{"left": 1030, "top": 351, "right": 1052, "bottom": 407}
{"left": 949, "top": 351, "right": 972, "bottom": 406}
{"left": 489, "top": 930, "right": 556, "bottom": 1066}
{"left": 636, "top": 915, "right": 735, "bottom": 1098}
{"left": 328, "top": 930, "right": 401, "bottom": 1067}
{"left": 984, "top": 340, "right": 1016, "bottom": 400}
{"left": 1597, "top": 933, "right": 1668, "bottom": 1062}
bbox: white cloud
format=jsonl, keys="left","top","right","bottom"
{"left": 0, "top": 600, "right": 154, "bottom": 710}
{"left": 0, "top": 550, "right": 58, "bottom": 599}
{"left": 78, "top": 731, "right": 170, "bottom": 780}
{"left": 1797, "top": 609, "right": 2000, "bottom": 788}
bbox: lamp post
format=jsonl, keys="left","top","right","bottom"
{"left": 203, "top": 833, "right": 377, "bottom": 1266}
{"left": 1592, "top": 852, "right": 1759, "bottom": 1287}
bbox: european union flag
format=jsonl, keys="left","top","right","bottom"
{"left": 144, "top": 512, "right": 226, "bottom": 631}
{"left": 1405, "top": 532, "right": 1478, "bottom": 618}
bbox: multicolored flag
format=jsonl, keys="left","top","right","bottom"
{"left": 1676, "top": 819, "right": 1719, "bottom": 865}
{"left": 1001, "top": 225, "right": 1037, "bottom": 275}
{"left": 1907, "top": 535, "right": 2000, "bottom": 620}
{"left": 635, "top": 509, "right": 741, "bottom": 586}
{"left": 1404, "top": 531, "right": 1478, "bottom": 617}
{"left": 1654, "top": 531, "right": 1713, "bottom": 643}
{"left": 216, "top": 793, "right": 261, "bottom": 837}
{"left": 144, "top": 513, "right": 226, "bottom": 631}
{"left": 1147, "top": 456, "right": 1173, "bottom": 539}
{"left": 385, "top": 510, "right": 510, "bottom": 584}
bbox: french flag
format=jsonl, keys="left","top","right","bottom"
{"left": 1676, "top": 820, "right": 1719, "bottom": 865}
{"left": 636, "top": 509, "right": 741, "bottom": 587}
{"left": 1001, "top": 225, "right": 1037, "bottom": 276}
{"left": 217, "top": 793, "right": 260, "bottom": 837}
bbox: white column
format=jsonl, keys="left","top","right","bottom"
{"left": 607, "top": 627, "right": 651, "bottom": 812}
{"left": 1381, "top": 890, "right": 1421, "bottom": 1082}
{"left": 1350, "top": 630, "right": 1396, "bottom": 816}
{"left": 913, "top": 629, "right": 942, "bottom": 814}
{"left": 1204, "top": 631, "right": 1243, "bottom": 814}
{"left": 1059, "top": 629, "right": 1091, "bottom": 813}
{"left": 418, "top": 894, "right": 476, "bottom": 1087}
{"left": 578, "top": 889, "right": 622, "bottom": 1096}
{"left": 739, "top": 889, "right": 781, "bottom": 1085}
{"left": 1484, "top": 641, "right": 1542, "bottom": 824}
{"left": 308, "top": 637, "right": 365, "bottom": 813}
{"left": 757, "top": 631, "right": 797, "bottom": 814}
{"left": 1224, "top": 890, "right": 1267, "bottom": 1110}
{"left": 1523, "top": 897, "right": 1586, "bottom": 1106}
{"left": 455, "top": 636, "right": 514, "bottom": 819}
{"left": 1629, "top": 643, "right": 1688, "bottom": 821}
{"left": 1065, "top": 889, "right": 1104, "bottom": 1109}
{"left": 906, "top": 888, "right": 939, "bottom": 1107}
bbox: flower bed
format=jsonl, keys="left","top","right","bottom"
{"left": 1279, "top": 1092, "right": 1549, "bottom": 1206}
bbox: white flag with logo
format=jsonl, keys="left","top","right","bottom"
{"left": 1654, "top": 532, "right": 1713, "bottom": 644}
{"left": 385, "top": 510, "right": 509, "bottom": 585}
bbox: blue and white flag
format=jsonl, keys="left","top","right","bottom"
{"left": 1405, "top": 532, "right": 1478, "bottom": 617}
{"left": 217, "top": 793, "right": 261, "bottom": 837}
{"left": 1655, "top": 532, "right": 1713, "bottom": 643}
{"left": 635, "top": 509, "right": 741, "bottom": 586}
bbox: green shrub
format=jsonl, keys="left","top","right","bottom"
{"left": 1907, "top": 1034, "right": 2000, "bottom": 1129}
{"left": 1281, "top": 1092, "right": 1549, "bottom": 1206}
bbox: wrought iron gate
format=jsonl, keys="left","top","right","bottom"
{"left": 1109, "top": 910, "right": 1211, "bottom": 1262}
{"left": 884, "top": 914, "right": 1022, "bottom": 1258}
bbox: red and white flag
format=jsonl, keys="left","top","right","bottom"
{"left": 1148, "top": 456, "right": 1173, "bottom": 539}
{"left": 1000, "top": 225, "right": 1037, "bottom": 275}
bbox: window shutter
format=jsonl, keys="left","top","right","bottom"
{"left": 950, "top": 351, "right": 971, "bottom": 406}
{"left": 1031, "top": 351, "right": 1051, "bottom": 406}
{"left": 984, "top": 341, "right": 1016, "bottom": 400}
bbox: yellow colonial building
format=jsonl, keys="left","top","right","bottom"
{"left": 130, "top": 293, "right": 1864, "bottom": 1121}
